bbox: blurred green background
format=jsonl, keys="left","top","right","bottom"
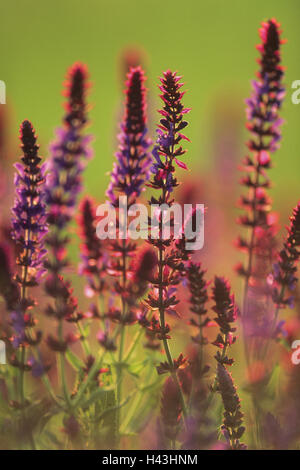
{"left": 1, "top": 0, "right": 299, "bottom": 202}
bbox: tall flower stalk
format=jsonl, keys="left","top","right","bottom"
{"left": 44, "top": 63, "right": 91, "bottom": 405}
{"left": 237, "top": 19, "right": 285, "bottom": 321}
{"left": 11, "top": 120, "right": 47, "bottom": 375}
{"left": 106, "top": 66, "right": 151, "bottom": 432}
{"left": 10, "top": 120, "right": 48, "bottom": 447}
{"left": 146, "top": 70, "right": 191, "bottom": 423}
{"left": 211, "top": 277, "right": 246, "bottom": 449}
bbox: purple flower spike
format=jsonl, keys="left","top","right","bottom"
{"left": 44, "top": 63, "right": 91, "bottom": 351}
{"left": 236, "top": 19, "right": 286, "bottom": 314}
{"left": 106, "top": 66, "right": 151, "bottom": 206}
{"left": 46, "top": 63, "right": 92, "bottom": 233}
{"left": 10, "top": 121, "right": 47, "bottom": 352}
{"left": 148, "top": 70, "right": 191, "bottom": 195}
{"left": 272, "top": 202, "right": 300, "bottom": 307}
{"left": 12, "top": 120, "right": 48, "bottom": 282}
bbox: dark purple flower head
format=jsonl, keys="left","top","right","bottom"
{"left": 107, "top": 66, "right": 151, "bottom": 205}
{"left": 78, "top": 197, "right": 107, "bottom": 297}
{"left": 246, "top": 19, "right": 285, "bottom": 154}
{"left": 46, "top": 62, "right": 92, "bottom": 232}
{"left": 160, "top": 375, "right": 182, "bottom": 441}
{"left": 10, "top": 310, "right": 25, "bottom": 348}
{"left": 216, "top": 363, "right": 246, "bottom": 450}
{"left": 97, "top": 330, "right": 117, "bottom": 352}
{"left": 212, "top": 277, "right": 237, "bottom": 367}
{"left": 272, "top": 202, "right": 300, "bottom": 306}
{"left": 44, "top": 63, "right": 91, "bottom": 334}
{"left": 12, "top": 120, "right": 48, "bottom": 282}
{"left": 187, "top": 262, "right": 210, "bottom": 345}
{"left": 10, "top": 121, "right": 47, "bottom": 351}
{"left": 148, "top": 70, "right": 190, "bottom": 194}
{"left": 27, "top": 355, "right": 50, "bottom": 378}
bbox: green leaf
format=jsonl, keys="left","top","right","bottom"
{"left": 65, "top": 349, "right": 84, "bottom": 371}
{"left": 127, "top": 359, "right": 149, "bottom": 378}
{"left": 81, "top": 386, "right": 115, "bottom": 410}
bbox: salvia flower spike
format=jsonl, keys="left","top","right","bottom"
{"left": 44, "top": 63, "right": 91, "bottom": 354}
{"left": 272, "top": 202, "right": 300, "bottom": 321}
{"left": 147, "top": 70, "right": 191, "bottom": 426}
{"left": 237, "top": 19, "right": 285, "bottom": 304}
{"left": 187, "top": 262, "right": 210, "bottom": 346}
{"left": 105, "top": 66, "right": 151, "bottom": 436}
{"left": 148, "top": 70, "right": 190, "bottom": 195}
{"left": 107, "top": 66, "right": 151, "bottom": 206}
{"left": 212, "top": 277, "right": 237, "bottom": 367}
{"left": 78, "top": 197, "right": 107, "bottom": 298}
{"left": 217, "top": 363, "right": 246, "bottom": 450}
{"left": 46, "top": 62, "right": 92, "bottom": 234}
{"left": 11, "top": 120, "right": 47, "bottom": 351}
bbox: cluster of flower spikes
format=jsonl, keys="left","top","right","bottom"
{"left": 272, "top": 202, "right": 300, "bottom": 308}
{"left": 145, "top": 70, "right": 191, "bottom": 348}
{"left": 10, "top": 120, "right": 48, "bottom": 367}
{"left": 44, "top": 63, "right": 92, "bottom": 352}
{"left": 103, "top": 66, "right": 151, "bottom": 341}
{"left": 237, "top": 18, "right": 285, "bottom": 282}
{"left": 211, "top": 277, "right": 246, "bottom": 449}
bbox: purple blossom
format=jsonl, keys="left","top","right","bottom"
{"left": 78, "top": 197, "right": 107, "bottom": 298}
{"left": 10, "top": 120, "right": 47, "bottom": 349}
{"left": 46, "top": 64, "right": 92, "bottom": 231}
{"left": 272, "top": 202, "right": 300, "bottom": 307}
{"left": 44, "top": 63, "right": 91, "bottom": 353}
{"left": 237, "top": 19, "right": 285, "bottom": 283}
{"left": 12, "top": 120, "right": 48, "bottom": 281}
{"left": 106, "top": 66, "right": 151, "bottom": 206}
{"left": 27, "top": 355, "right": 46, "bottom": 378}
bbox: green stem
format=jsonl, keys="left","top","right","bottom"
{"left": 116, "top": 237, "right": 128, "bottom": 442}
{"left": 77, "top": 322, "right": 91, "bottom": 356}
{"left": 58, "top": 320, "right": 72, "bottom": 409}
{"left": 158, "top": 245, "right": 188, "bottom": 425}
{"left": 123, "top": 327, "right": 143, "bottom": 363}
{"left": 121, "top": 361, "right": 154, "bottom": 433}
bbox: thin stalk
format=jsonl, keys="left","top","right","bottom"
{"left": 58, "top": 319, "right": 72, "bottom": 409}
{"left": 158, "top": 245, "right": 188, "bottom": 424}
{"left": 77, "top": 322, "right": 91, "bottom": 356}
{"left": 261, "top": 285, "right": 285, "bottom": 359}
{"left": 123, "top": 327, "right": 143, "bottom": 363}
{"left": 18, "top": 225, "right": 36, "bottom": 450}
{"left": 207, "top": 338, "right": 229, "bottom": 406}
{"left": 121, "top": 361, "right": 154, "bottom": 434}
{"left": 242, "top": 159, "right": 262, "bottom": 366}
{"left": 116, "top": 238, "right": 127, "bottom": 439}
